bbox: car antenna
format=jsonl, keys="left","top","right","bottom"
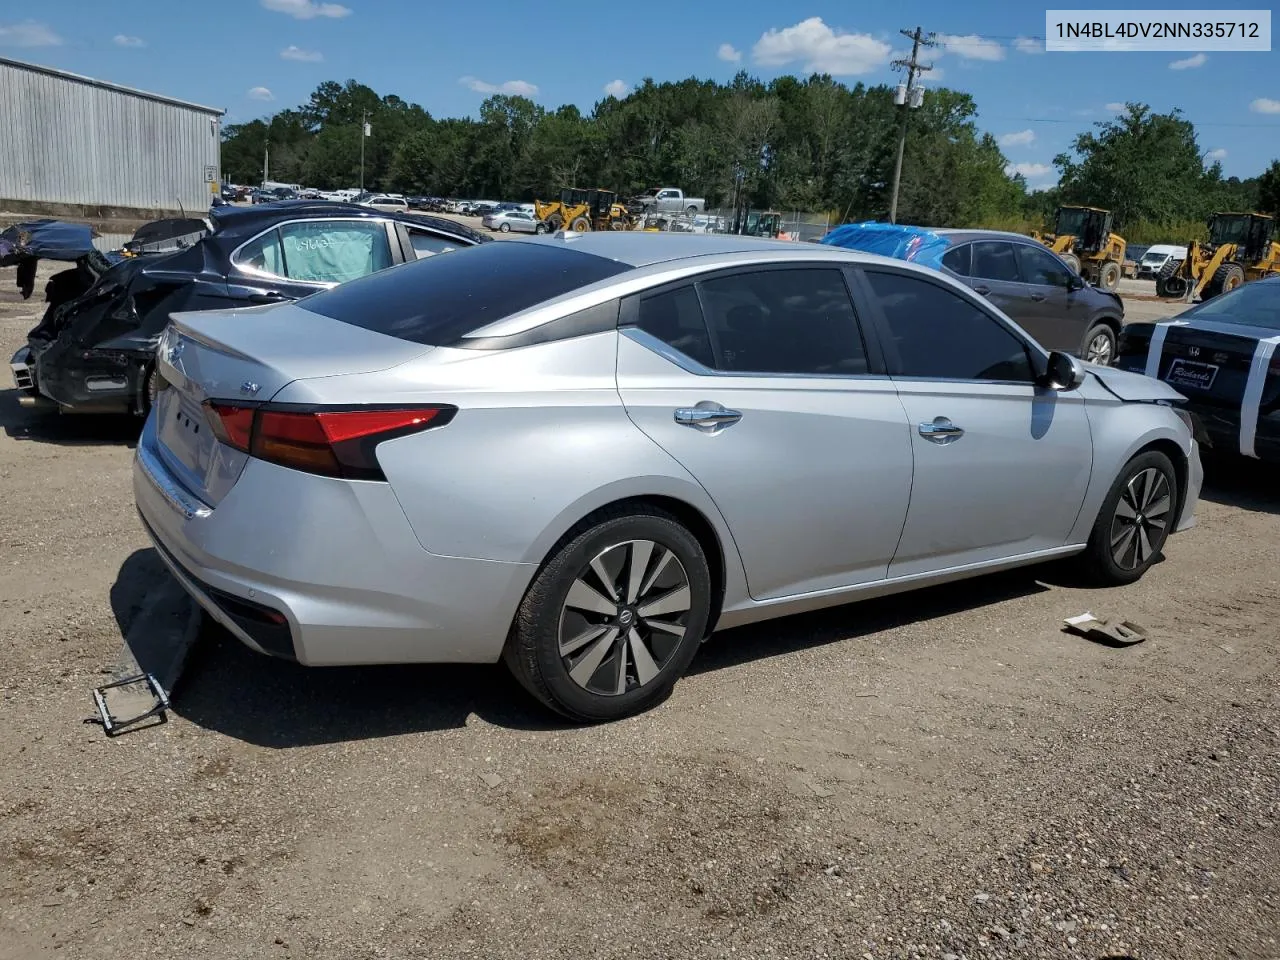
{"left": 177, "top": 196, "right": 186, "bottom": 218}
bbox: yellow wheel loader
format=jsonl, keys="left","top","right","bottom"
{"left": 1154, "top": 212, "right": 1280, "bottom": 301}
{"left": 1033, "top": 206, "right": 1127, "bottom": 292}
{"left": 533, "top": 188, "right": 631, "bottom": 233}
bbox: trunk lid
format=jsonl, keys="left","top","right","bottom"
{"left": 1155, "top": 320, "right": 1279, "bottom": 411}
{"left": 154, "top": 302, "right": 432, "bottom": 505}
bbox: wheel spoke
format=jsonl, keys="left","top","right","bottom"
{"left": 628, "top": 627, "right": 660, "bottom": 686}
{"left": 1136, "top": 524, "right": 1153, "bottom": 564}
{"left": 589, "top": 556, "right": 619, "bottom": 601}
{"left": 568, "top": 628, "right": 619, "bottom": 687}
{"left": 565, "top": 578, "right": 618, "bottom": 617}
{"left": 614, "top": 636, "right": 629, "bottom": 695}
{"left": 1112, "top": 525, "right": 1137, "bottom": 564}
{"left": 639, "top": 547, "right": 676, "bottom": 599}
{"left": 638, "top": 585, "right": 690, "bottom": 618}
{"left": 560, "top": 623, "right": 610, "bottom": 657}
{"left": 1144, "top": 494, "right": 1171, "bottom": 518}
{"left": 626, "top": 540, "right": 655, "bottom": 604}
{"left": 1114, "top": 498, "right": 1138, "bottom": 520}
{"left": 643, "top": 616, "right": 685, "bottom": 638}
{"left": 1111, "top": 520, "right": 1134, "bottom": 547}
{"left": 1141, "top": 474, "right": 1167, "bottom": 512}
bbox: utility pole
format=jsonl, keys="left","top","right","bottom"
{"left": 888, "top": 26, "right": 936, "bottom": 224}
{"left": 359, "top": 110, "right": 369, "bottom": 191}
{"left": 263, "top": 137, "right": 269, "bottom": 186}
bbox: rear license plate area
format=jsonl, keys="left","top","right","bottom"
{"left": 156, "top": 391, "right": 215, "bottom": 479}
{"left": 1164, "top": 358, "right": 1218, "bottom": 391}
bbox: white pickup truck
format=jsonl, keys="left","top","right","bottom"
{"left": 629, "top": 187, "right": 706, "bottom": 216}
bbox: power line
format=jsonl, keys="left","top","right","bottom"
{"left": 888, "top": 26, "right": 938, "bottom": 224}
{"left": 983, "top": 116, "right": 1279, "bottom": 128}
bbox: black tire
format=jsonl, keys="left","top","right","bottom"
{"left": 1082, "top": 322, "right": 1117, "bottom": 366}
{"left": 685, "top": 205, "right": 698, "bottom": 216}
{"left": 499, "top": 222, "right": 511, "bottom": 233}
{"left": 569, "top": 216, "right": 591, "bottom": 233}
{"left": 1202, "top": 261, "right": 1244, "bottom": 300}
{"left": 1061, "top": 252, "right": 1081, "bottom": 275}
{"left": 136, "top": 365, "right": 159, "bottom": 416}
{"left": 503, "top": 507, "right": 713, "bottom": 722}
{"left": 546, "top": 214, "right": 563, "bottom": 233}
{"left": 1077, "top": 450, "right": 1178, "bottom": 586}
{"left": 1098, "top": 260, "right": 1122, "bottom": 292}
{"left": 534, "top": 223, "right": 547, "bottom": 235}
{"left": 1155, "top": 259, "right": 1186, "bottom": 298}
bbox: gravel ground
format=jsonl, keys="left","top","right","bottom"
{"left": 1, "top": 262, "right": 1278, "bottom": 960}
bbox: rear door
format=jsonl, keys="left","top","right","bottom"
{"left": 1012, "top": 241, "right": 1089, "bottom": 353}
{"left": 614, "top": 264, "right": 914, "bottom": 601}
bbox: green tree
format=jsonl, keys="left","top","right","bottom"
{"left": 1257, "top": 160, "right": 1280, "bottom": 215}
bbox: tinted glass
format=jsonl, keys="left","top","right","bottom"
{"left": 406, "top": 228, "right": 464, "bottom": 259}
{"left": 304, "top": 241, "right": 632, "bottom": 345}
{"left": 971, "top": 241, "right": 1021, "bottom": 282}
{"left": 941, "top": 244, "right": 970, "bottom": 276}
{"left": 278, "top": 220, "right": 392, "bottom": 283}
{"left": 1015, "top": 243, "right": 1074, "bottom": 287}
{"left": 1180, "top": 277, "right": 1280, "bottom": 329}
{"left": 698, "top": 269, "right": 867, "bottom": 375}
{"left": 635, "top": 286, "right": 715, "bottom": 368}
{"left": 865, "top": 271, "right": 1034, "bottom": 382}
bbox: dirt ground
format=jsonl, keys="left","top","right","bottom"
{"left": 1, "top": 261, "right": 1278, "bottom": 960}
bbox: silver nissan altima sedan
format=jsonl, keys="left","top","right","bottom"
{"left": 134, "top": 232, "right": 1202, "bottom": 721}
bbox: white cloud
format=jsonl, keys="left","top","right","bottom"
{"left": 752, "top": 17, "right": 891, "bottom": 75}
{"left": 1013, "top": 36, "right": 1043, "bottom": 54}
{"left": 1169, "top": 52, "right": 1206, "bottom": 69}
{"left": 458, "top": 76, "right": 539, "bottom": 97}
{"left": 998, "top": 129, "right": 1036, "bottom": 148}
{"left": 1005, "top": 162, "right": 1053, "bottom": 179}
{"left": 1250, "top": 97, "right": 1280, "bottom": 114}
{"left": 281, "top": 44, "right": 323, "bottom": 61}
{"left": 919, "top": 66, "right": 944, "bottom": 82}
{"left": 1105, "top": 102, "right": 1127, "bottom": 112}
{"left": 1206, "top": 148, "right": 1228, "bottom": 160}
{"left": 603, "top": 79, "right": 629, "bottom": 98}
{"left": 717, "top": 42, "right": 742, "bottom": 62}
{"left": 939, "top": 33, "right": 1005, "bottom": 61}
{"left": 113, "top": 34, "right": 145, "bottom": 48}
{"left": 248, "top": 86, "right": 275, "bottom": 101}
{"left": 0, "top": 20, "right": 63, "bottom": 47}
{"left": 261, "top": 0, "right": 351, "bottom": 20}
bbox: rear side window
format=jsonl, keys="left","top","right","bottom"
{"left": 941, "top": 244, "right": 970, "bottom": 276}
{"left": 971, "top": 241, "right": 1021, "bottom": 282}
{"left": 279, "top": 221, "right": 392, "bottom": 283}
{"left": 302, "top": 241, "right": 632, "bottom": 345}
{"left": 636, "top": 287, "right": 715, "bottom": 368}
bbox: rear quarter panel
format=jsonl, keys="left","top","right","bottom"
{"left": 272, "top": 331, "right": 751, "bottom": 600}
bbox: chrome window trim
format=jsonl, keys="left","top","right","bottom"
{"left": 228, "top": 217, "right": 398, "bottom": 287}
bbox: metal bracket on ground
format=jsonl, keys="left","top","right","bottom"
{"left": 1063, "top": 612, "right": 1149, "bottom": 647}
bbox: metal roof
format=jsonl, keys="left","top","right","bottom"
{"left": 0, "top": 56, "right": 225, "bottom": 115}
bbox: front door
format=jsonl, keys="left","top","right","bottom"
{"left": 614, "top": 266, "right": 914, "bottom": 601}
{"left": 1013, "top": 241, "right": 1090, "bottom": 353}
{"left": 854, "top": 267, "right": 1093, "bottom": 577}
{"left": 965, "top": 239, "right": 1033, "bottom": 325}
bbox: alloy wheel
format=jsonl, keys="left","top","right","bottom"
{"left": 1087, "top": 332, "right": 1114, "bottom": 365}
{"left": 1110, "top": 467, "right": 1171, "bottom": 570}
{"left": 557, "top": 539, "right": 691, "bottom": 696}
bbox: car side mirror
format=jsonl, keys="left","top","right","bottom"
{"left": 1043, "top": 350, "right": 1087, "bottom": 389}
{"left": 1066, "top": 273, "right": 1085, "bottom": 291}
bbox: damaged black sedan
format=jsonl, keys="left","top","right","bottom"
{"left": 9, "top": 203, "right": 488, "bottom": 416}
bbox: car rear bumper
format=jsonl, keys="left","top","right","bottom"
{"left": 132, "top": 415, "right": 536, "bottom": 666}
{"left": 1180, "top": 401, "right": 1280, "bottom": 463}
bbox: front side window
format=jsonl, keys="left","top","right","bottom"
{"left": 1015, "top": 243, "right": 1074, "bottom": 288}
{"left": 276, "top": 220, "right": 393, "bottom": 284}
{"left": 407, "top": 227, "right": 463, "bottom": 259}
{"left": 864, "top": 270, "right": 1034, "bottom": 382}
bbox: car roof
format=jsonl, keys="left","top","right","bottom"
{"left": 929, "top": 227, "right": 1045, "bottom": 243}
{"left": 511, "top": 231, "right": 878, "bottom": 268}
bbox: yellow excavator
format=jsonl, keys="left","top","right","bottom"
{"left": 1154, "top": 212, "right": 1280, "bottom": 301}
{"left": 1032, "top": 205, "right": 1127, "bottom": 292}
{"left": 533, "top": 188, "right": 631, "bottom": 232}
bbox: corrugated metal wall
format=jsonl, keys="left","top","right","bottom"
{"left": 0, "top": 58, "right": 223, "bottom": 213}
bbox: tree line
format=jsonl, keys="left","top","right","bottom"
{"left": 221, "top": 76, "right": 1280, "bottom": 240}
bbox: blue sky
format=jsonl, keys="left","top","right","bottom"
{"left": 2, "top": 0, "right": 1277, "bottom": 186}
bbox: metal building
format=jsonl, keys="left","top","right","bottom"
{"left": 0, "top": 57, "right": 224, "bottom": 217}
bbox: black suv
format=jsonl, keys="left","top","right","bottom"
{"left": 12, "top": 202, "right": 488, "bottom": 416}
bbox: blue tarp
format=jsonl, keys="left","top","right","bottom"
{"left": 819, "top": 221, "right": 951, "bottom": 270}
{"left": 0, "top": 219, "right": 102, "bottom": 265}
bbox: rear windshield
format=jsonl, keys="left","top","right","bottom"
{"left": 1180, "top": 277, "right": 1280, "bottom": 329}
{"left": 300, "top": 241, "right": 632, "bottom": 344}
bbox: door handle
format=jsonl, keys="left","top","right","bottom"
{"left": 972, "top": 285, "right": 991, "bottom": 296}
{"left": 248, "top": 292, "right": 288, "bottom": 304}
{"left": 918, "top": 416, "right": 964, "bottom": 444}
{"left": 674, "top": 403, "right": 743, "bottom": 431}
{"left": 1030, "top": 292, "right": 1046, "bottom": 302}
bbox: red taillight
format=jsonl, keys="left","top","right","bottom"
{"left": 203, "top": 403, "right": 454, "bottom": 480}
